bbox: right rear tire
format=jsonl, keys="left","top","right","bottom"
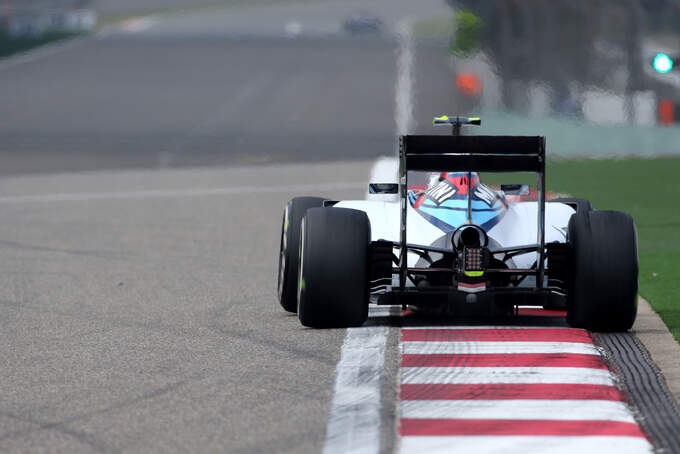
{"left": 298, "top": 207, "right": 371, "bottom": 328}
{"left": 566, "top": 210, "right": 638, "bottom": 332}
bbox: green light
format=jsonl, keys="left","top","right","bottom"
{"left": 653, "top": 53, "right": 673, "bottom": 73}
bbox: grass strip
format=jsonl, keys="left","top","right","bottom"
{"left": 483, "top": 157, "right": 680, "bottom": 340}
{"left": 545, "top": 157, "right": 680, "bottom": 342}
{"left": 98, "top": 0, "right": 331, "bottom": 27}
{"left": 0, "top": 30, "right": 83, "bottom": 59}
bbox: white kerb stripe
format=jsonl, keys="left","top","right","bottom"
{"left": 368, "top": 304, "right": 401, "bottom": 317}
{"left": 323, "top": 326, "right": 388, "bottom": 454}
{"left": 400, "top": 400, "right": 636, "bottom": 423}
{"left": 402, "top": 341, "right": 601, "bottom": 355}
{"left": 401, "top": 367, "right": 615, "bottom": 385}
{"left": 399, "top": 436, "right": 654, "bottom": 454}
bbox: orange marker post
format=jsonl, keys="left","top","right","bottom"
{"left": 658, "top": 99, "right": 674, "bottom": 126}
{"left": 456, "top": 73, "right": 483, "bottom": 97}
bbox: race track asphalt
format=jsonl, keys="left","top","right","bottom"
{"left": 0, "top": 163, "right": 371, "bottom": 453}
{"left": 0, "top": 35, "right": 399, "bottom": 175}
{"left": 0, "top": 0, "right": 451, "bottom": 177}
{"left": 0, "top": 3, "right": 414, "bottom": 449}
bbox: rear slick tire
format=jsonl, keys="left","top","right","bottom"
{"left": 298, "top": 207, "right": 370, "bottom": 328}
{"left": 277, "top": 197, "right": 328, "bottom": 313}
{"left": 567, "top": 210, "right": 638, "bottom": 332}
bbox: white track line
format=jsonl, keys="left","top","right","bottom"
{"left": 402, "top": 341, "right": 601, "bottom": 355}
{"left": 323, "top": 327, "right": 388, "bottom": 454}
{"left": 364, "top": 18, "right": 414, "bottom": 200}
{"left": 0, "top": 182, "right": 365, "bottom": 204}
{"left": 395, "top": 19, "right": 414, "bottom": 138}
{"left": 118, "top": 17, "right": 158, "bottom": 33}
{"left": 400, "top": 436, "right": 654, "bottom": 454}
{"left": 400, "top": 400, "right": 635, "bottom": 422}
{"left": 368, "top": 304, "right": 401, "bottom": 317}
{"left": 401, "top": 366, "right": 615, "bottom": 385}
{"left": 324, "top": 16, "right": 418, "bottom": 454}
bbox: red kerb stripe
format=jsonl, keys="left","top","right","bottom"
{"left": 459, "top": 282, "right": 486, "bottom": 288}
{"left": 401, "top": 353, "right": 607, "bottom": 369}
{"left": 401, "top": 328, "right": 593, "bottom": 343}
{"left": 400, "top": 383, "right": 625, "bottom": 401}
{"left": 518, "top": 308, "right": 567, "bottom": 317}
{"left": 400, "top": 418, "right": 646, "bottom": 437}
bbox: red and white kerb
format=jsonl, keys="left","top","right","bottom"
{"left": 457, "top": 282, "right": 486, "bottom": 293}
{"left": 398, "top": 326, "right": 653, "bottom": 453}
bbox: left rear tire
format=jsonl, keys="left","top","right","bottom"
{"left": 297, "top": 207, "right": 370, "bottom": 328}
{"left": 278, "top": 197, "right": 328, "bottom": 313}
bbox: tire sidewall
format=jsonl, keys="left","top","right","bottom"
{"left": 298, "top": 207, "right": 370, "bottom": 328}
{"left": 277, "top": 197, "right": 328, "bottom": 312}
{"left": 567, "top": 210, "right": 638, "bottom": 331}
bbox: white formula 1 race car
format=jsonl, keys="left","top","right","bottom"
{"left": 277, "top": 117, "right": 638, "bottom": 332}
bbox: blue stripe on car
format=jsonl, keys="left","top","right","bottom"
{"left": 409, "top": 190, "right": 506, "bottom": 232}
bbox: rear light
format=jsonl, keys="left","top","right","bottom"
{"left": 464, "top": 247, "right": 489, "bottom": 271}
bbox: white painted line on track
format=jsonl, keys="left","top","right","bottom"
{"left": 399, "top": 436, "right": 654, "bottom": 454}
{"left": 365, "top": 17, "right": 414, "bottom": 200}
{"left": 402, "top": 341, "right": 602, "bottom": 355}
{"left": 323, "top": 326, "right": 388, "bottom": 454}
{"left": 401, "top": 366, "right": 615, "bottom": 385}
{"left": 118, "top": 17, "right": 158, "bottom": 33}
{"left": 368, "top": 304, "right": 401, "bottom": 318}
{"left": 395, "top": 19, "right": 414, "bottom": 138}
{"left": 324, "top": 14, "right": 417, "bottom": 453}
{"left": 0, "top": 182, "right": 365, "bottom": 204}
{"left": 400, "top": 400, "right": 636, "bottom": 422}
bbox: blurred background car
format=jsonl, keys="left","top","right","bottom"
{"left": 342, "top": 10, "right": 383, "bottom": 36}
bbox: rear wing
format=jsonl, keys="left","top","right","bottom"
{"left": 396, "top": 131, "right": 548, "bottom": 295}
{"left": 399, "top": 135, "right": 545, "bottom": 173}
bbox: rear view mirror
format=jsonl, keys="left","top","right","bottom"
{"left": 369, "top": 183, "right": 398, "bottom": 194}
{"left": 500, "top": 184, "right": 530, "bottom": 195}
